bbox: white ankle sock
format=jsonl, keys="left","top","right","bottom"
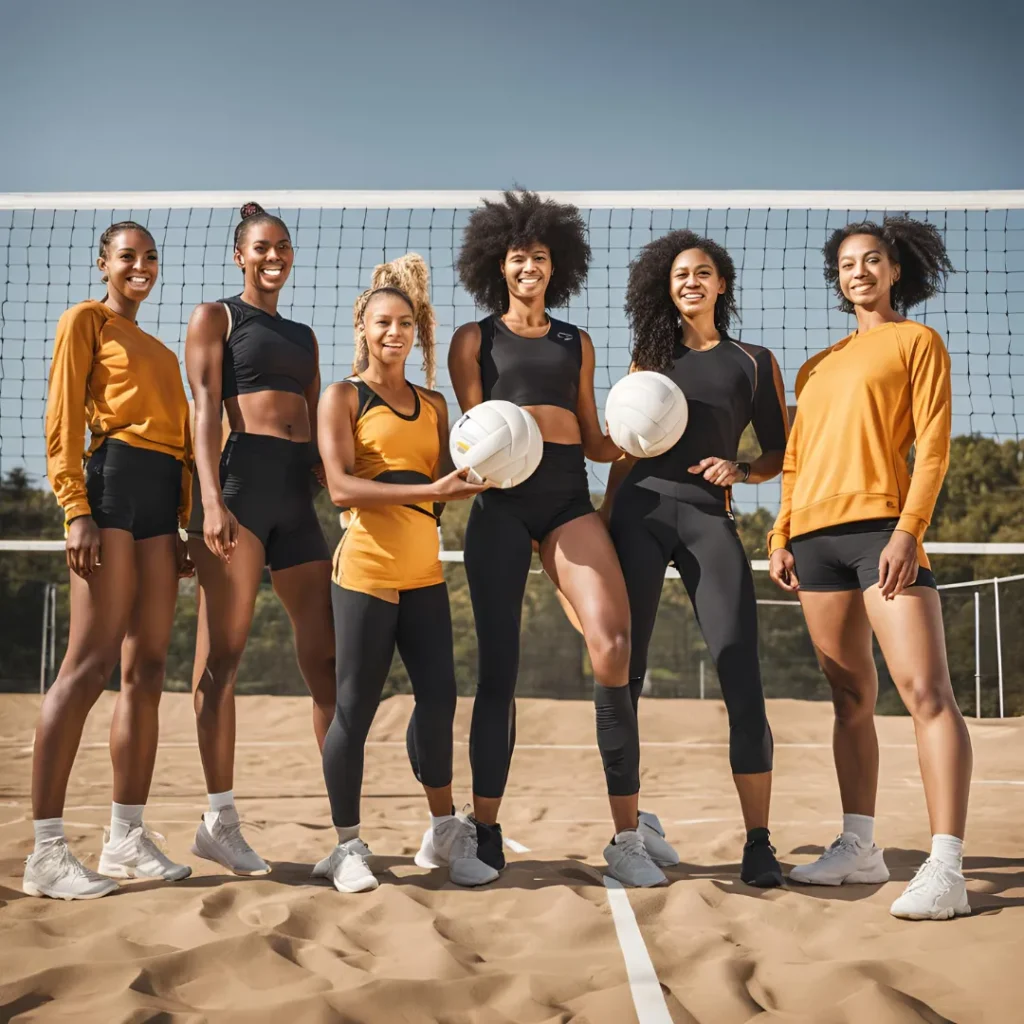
{"left": 208, "top": 790, "right": 235, "bottom": 813}
{"left": 33, "top": 817, "right": 64, "bottom": 851}
{"left": 842, "top": 813, "right": 874, "bottom": 846}
{"left": 109, "top": 803, "right": 144, "bottom": 842}
{"left": 336, "top": 825, "right": 360, "bottom": 844}
{"left": 930, "top": 833, "right": 963, "bottom": 872}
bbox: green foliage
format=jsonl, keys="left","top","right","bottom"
{"left": 3, "top": 438, "right": 1023, "bottom": 717}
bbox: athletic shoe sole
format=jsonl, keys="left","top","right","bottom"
{"left": 743, "top": 870, "right": 784, "bottom": 888}
{"left": 788, "top": 865, "right": 890, "bottom": 886}
{"left": 189, "top": 837, "right": 271, "bottom": 877}
{"left": 890, "top": 903, "right": 971, "bottom": 921}
{"left": 98, "top": 858, "right": 192, "bottom": 882}
{"left": 331, "top": 874, "right": 379, "bottom": 894}
{"left": 22, "top": 879, "right": 118, "bottom": 900}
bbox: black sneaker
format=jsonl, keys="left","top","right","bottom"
{"left": 470, "top": 817, "right": 505, "bottom": 871}
{"left": 740, "top": 827, "right": 783, "bottom": 888}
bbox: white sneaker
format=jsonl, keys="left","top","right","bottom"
{"left": 603, "top": 830, "right": 668, "bottom": 888}
{"left": 789, "top": 833, "right": 890, "bottom": 886}
{"left": 190, "top": 807, "right": 270, "bottom": 876}
{"left": 638, "top": 810, "right": 680, "bottom": 867}
{"left": 890, "top": 858, "right": 971, "bottom": 920}
{"left": 99, "top": 825, "right": 192, "bottom": 881}
{"left": 23, "top": 838, "right": 119, "bottom": 900}
{"left": 415, "top": 815, "right": 499, "bottom": 887}
{"left": 313, "top": 838, "right": 379, "bottom": 893}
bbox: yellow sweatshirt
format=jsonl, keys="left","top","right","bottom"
{"left": 768, "top": 319, "right": 951, "bottom": 567}
{"left": 45, "top": 300, "right": 192, "bottom": 528}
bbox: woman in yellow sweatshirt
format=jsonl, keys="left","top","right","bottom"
{"left": 769, "top": 216, "right": 972, "bottom": 920}
{"left": 25, "top": 222, "right": 194, "bottom": 901}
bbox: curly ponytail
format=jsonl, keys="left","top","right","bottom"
{"left": 352, "top": 253, "right": 437, "bottom": 386}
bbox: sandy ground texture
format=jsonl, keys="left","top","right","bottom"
{"left": 0, "top": 693, "right": 1022, "bottom": 1024}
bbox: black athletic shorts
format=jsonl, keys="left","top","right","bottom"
{"left": 469, "top": 442, "right": 593, "bottom": 542}
{"left": 188, "top": 432, "right": 329, "bottom": 571}
{"left": 791, "top": 518, "right": 937, "bottom": 592}
{"left": 85, "top": 438, "right": 182, "bottom": 540}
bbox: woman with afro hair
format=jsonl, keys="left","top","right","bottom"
{"left": 602, "top": 229, "right": 789, "bottom": 888}
{"left": 769, "top": 217, "right": 972, "bottom": 920}
{"left": 441, "top": 189, "right": 663, "bottom": 886}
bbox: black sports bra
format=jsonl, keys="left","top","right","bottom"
{"left": 479, "top": 314, "right": 581, "bottom": 412}
{"left": 220, "top": 295, "right": 317, "bottom": 399}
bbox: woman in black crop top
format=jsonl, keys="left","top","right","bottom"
{"left": 602, "top": 229, "right": 789, "bottom": 886}
{"left": 184, "top": 203, "right": 334, "bottom": 875}
{"left": 420, "top": 189, "right": 663, "bottom": 886}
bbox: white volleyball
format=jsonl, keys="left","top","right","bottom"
{"left": 605, "top": 371, "right": 688, "bottom": 458}
{"left": 449, "top": 400, "right": 544, "bottom": 489}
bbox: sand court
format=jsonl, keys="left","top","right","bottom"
{"left": 1, "top": 692, "right": 1022, "bottom": 1023}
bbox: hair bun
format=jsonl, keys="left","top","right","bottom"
{"left": 239, "top": 202, "right": 266, "bottom": 219}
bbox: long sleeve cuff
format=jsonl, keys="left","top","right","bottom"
{"left": 62, "top": 498, "right": 92, "bottom": 528}
{"left": 895, "top": 513, "right": 928, "bottom": 541}
{"left": 767, "top": 529, "right": 790, "bottom": 554}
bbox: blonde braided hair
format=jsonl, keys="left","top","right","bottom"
{"left": 352, "top": 253, "right": 436, "bottom": 387}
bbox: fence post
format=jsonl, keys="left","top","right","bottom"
{"left": 699, "top": 659, "right": 705, "bottom": 700}
{"left": 974, "top": 590, "right": 981, "bottom": 720}
{"left": 994, "top": 579, "right": 1004, "bottom": 719}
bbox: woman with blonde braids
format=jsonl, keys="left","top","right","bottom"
{"left": 313, "top": 255, "right": 496, "bottom": 892}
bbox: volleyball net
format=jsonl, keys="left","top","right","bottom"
{"left": 1, "top": 190, "right": 1023, "bottom": 708}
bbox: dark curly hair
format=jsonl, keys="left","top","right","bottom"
{"left": 233, "top": 201, "right": 290, "bottom": 250}
{"left": 624, "top": 229, "right": 738, "bottom": 372}
{"left": 456, "top": 189, "right": 591, "bottom": 313}
{"left": 823, "top": 215, "right": 953, "bottom": 314}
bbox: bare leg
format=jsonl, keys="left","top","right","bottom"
{"left": 541, "top": 513, "right": 633, "bottom": 833}
{"left": 110, "top": 534, "right": 180, "bottom": 805}
{"left": 32, "top": 531, "right": 137, "bottom": 819}
{"left": 189, "top": 529, "right": 264, "bottom": 794}
{"left": 799, "top": 590, "right": 880, "bottom": 816}
{"left": 733, "top": 773, "right": 773, "bottom": 832}
{"left": 271, "top": 559, "right": 335, "bottom": 750}
{"left": 864, "top": 587, "right": 972, "bottom": 838}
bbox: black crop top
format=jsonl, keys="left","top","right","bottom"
{"left": 625, "top": 335, "right": 789, "bottom": 510}
{"left": 479, "top": 314, "right": 581, "bottom": 412}
{"left": 219, "top": 295, "right": 318, "bottom": 399}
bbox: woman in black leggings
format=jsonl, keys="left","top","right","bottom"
{"left": 412, "top": 189, "right": 665, "bottom": 887}
{"left": 315, "top": 255, "right": 494, "bottom": 892}
{"left": 603, "top": 230, "right": 789, "bottom": 887}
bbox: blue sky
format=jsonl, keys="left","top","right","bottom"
{"left": 2, "top": 0, "right": 1022, "bottom": 192}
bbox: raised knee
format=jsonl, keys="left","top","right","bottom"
{"left": 589, "top": 628, "right": 630, "bottom": 679}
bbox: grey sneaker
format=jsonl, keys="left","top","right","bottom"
{"left": 313, "top": 838, "right": 378, "bottom": 893}
{"left": 191, "top": 807, "right": 270, "bottom": 876}
{"left": 638, "top": 810, "right": 680, "bottom": 867}
{"left": 789, "top": 833, "right": 889, "bottom": 886}
{"left": 415, "top": 815, "right": 499, "bottom": 887}
{"left": 603, "top": 829, "right": 668, "bottom": 888}
{"left": 23, "top": 838, "right": 119, "bottom": 900}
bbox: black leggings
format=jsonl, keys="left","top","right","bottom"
{"left": 610, "top": 485, "right": 773, "bottom": 775}
{"left": 462, "top": 443, "right": 594, "bottom": 800}
{"left": 323, "top": 582, "right": 457, "bottom": 827}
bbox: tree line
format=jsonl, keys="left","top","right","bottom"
{"left": 2, "top": 434, "right": 1022, "bottom": 716}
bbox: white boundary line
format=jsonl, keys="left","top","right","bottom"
{"left": 2, "top": 189, "right": 1023, "bottom": 211}
{"left": 503, "top": 836, "right": 531, "bottom": 854}
{"left": 603, "top": 877, "right": 674, "bottom": 1024}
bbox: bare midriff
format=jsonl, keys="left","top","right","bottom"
{"left": 226, "top": 391, "right": 311, "bottom": 442}
{"left": 525, "top": 405, "right": 581, "bottom": 445}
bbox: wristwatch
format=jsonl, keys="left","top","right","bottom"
{"left": 736, "top": 461, "right": 751, "bottom": 482}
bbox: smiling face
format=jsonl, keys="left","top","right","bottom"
{"left": 97, "top": 228, "right": 158, "bottom": 304}
{"left": 501, "top": 242, "right": 552, "bottom": 305}
{"left": 234, "top": 219, "right": 294, "bottom": 293}
{"left": 837, "top": 233, "right": 900, "bottom": 310}
{"left": 669, "top": 248, "right": 726, "bottom": 321}
{"left": 362, "top": 291, "right": 415, "bottom": 372}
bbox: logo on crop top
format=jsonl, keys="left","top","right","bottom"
{"left": 556, "top": 331, "right": 573, "bottom": 341}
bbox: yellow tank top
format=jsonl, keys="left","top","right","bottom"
{"left": 332, "top": 378, "right": 444, "bottom": 592}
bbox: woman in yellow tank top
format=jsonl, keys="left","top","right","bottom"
{"left": 313, "top": 255, "right": 497, "bottom": 892}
